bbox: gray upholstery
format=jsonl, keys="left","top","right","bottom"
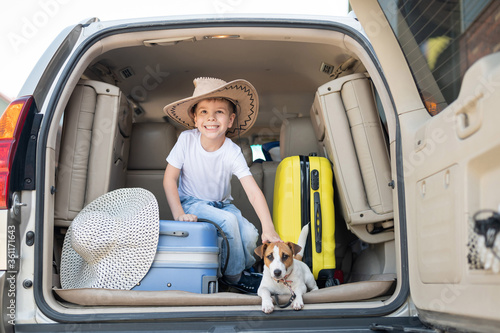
{"left": 233, "top": 137, "right": 253, "bottom": 166}
{"left": 126, "top": 122, "right": 177, "bottom": 220}
{"left": 262, "top": 161, "right": 279, "bottom": 215}
{"left": 280, "top": 117, "right": 323, "bottom": 159}
{"left": 342, "top": 78, "right": 392, "bottom": 215}
{"left": 55, "top": 80, "right": 133, "bottom": 227}
{"left": 230, "top": 141, "right": 263, "bottom": 239}
{"left": 128, "top": 122, "right": 177, "bottom": 170}
{"left": 312, "top": 73, "right": 393, "bottom": 236}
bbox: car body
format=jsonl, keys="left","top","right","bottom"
{"left": 1, "top": 0, "right": 500, "bottom": 332}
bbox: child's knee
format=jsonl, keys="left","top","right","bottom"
{"left": 243, "top": 226, "right": 258, "bottom": 247}
{"left": 243, "top": 221, "right": 259, "bottom": 239}
{"left": 248, "top": 233, "right": 259, "bottom": 247}
{"left": 218, "top": 213, "right": 239, "bottom": 233}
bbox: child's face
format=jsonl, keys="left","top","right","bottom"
{"left": 193, "top": 99, "right": 235, "bottom": 140}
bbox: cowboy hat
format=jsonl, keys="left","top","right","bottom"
{"left": 60, "top": 188, "right": 160, "bottom": 290}
{"left": 163, "top": 77, "right": 259, "bottom": 137}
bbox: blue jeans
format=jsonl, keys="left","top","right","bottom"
{"left": 180, "top": 197, "right": 259, "bottom": 277}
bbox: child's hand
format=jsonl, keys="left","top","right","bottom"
{"left": 261, "top": 229, "right": 282, "bottom": 243}
{"left": 177, "top": 214, "right": 197, "bottom": 222}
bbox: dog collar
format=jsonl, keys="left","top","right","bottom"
{"left": 273, "top": 269, "right": 296, "bottom": 309}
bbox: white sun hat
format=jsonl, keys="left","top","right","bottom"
{"left": 60, "top": 188, "right": 160, "bottom": 290}
{"left": 163, "top": 77, "right": 259, "bottom": 137}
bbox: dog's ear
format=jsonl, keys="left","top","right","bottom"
{"left": 286, "top": 242, "right": 302, "bottom": 256}
{"left": 254, "top": 244, "right": 267, "bottom": 259}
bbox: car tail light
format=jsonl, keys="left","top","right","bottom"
{"left": 0, "top": 96, "right": 33, "bottom": 209}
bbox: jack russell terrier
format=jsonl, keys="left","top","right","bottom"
{"left": 254, "top": 225, "right": 318, "bottom": 313}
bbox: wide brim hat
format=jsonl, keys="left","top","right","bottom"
{"left": 163, "top": 77, "right": 259, "bottom": 137}
{"left": 60, "top": 188, "right": 159, "bottom": 290}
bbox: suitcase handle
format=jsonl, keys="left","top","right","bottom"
{"left": 314, "top": 192, "right": 322, "bottom": 253}
{"left": 165, "top": 230, "right": 189, "bottom": 237}
{"left": 198, "top": 218, "right": 229, "bottom": 276}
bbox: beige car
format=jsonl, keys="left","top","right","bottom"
{"left": 1, "top": 0, "right": 499, "bottom": 332}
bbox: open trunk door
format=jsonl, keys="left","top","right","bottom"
{"left": 351, "top": 0, "right": 500, "bottom": 331}
{"left": 1, "top": 19, "right": 87, "bottom": 331}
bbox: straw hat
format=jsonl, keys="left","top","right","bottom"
{"left": 163, "top": 77, "right": 259, "bottom": 137}
{"left": 60, "top": 188, "right": 159, "bottom": 290}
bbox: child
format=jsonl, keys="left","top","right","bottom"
{"left": 163, "top": 77, "right": 281, "bottom": 294}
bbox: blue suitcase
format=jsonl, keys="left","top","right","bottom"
{"left": 133, "top": 220, "right": 220, "bottom": 293}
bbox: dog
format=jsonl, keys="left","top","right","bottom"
{"left": 254, "top": 225, "right": 318, "bottom": 313}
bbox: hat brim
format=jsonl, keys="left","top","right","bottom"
{"left": 60, "top": 188, "right": 159, "bottom": 290}
{"left": 163, "top": 79, "right": 259, "bottom": 138}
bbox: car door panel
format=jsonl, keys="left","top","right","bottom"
{"left": 352, "top": 0, "right": 500, "bottom": 330}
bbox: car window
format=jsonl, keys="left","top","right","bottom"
{"left": 251, "top": 144, "right": 266, "bottom": 162}
{"left": 379, "top": 0, "right": 499, "bottom": 116}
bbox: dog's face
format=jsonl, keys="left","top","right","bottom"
{"left": 255, "top": 242, "right": 301, "bottom": 280}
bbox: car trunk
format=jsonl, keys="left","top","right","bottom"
{"left": 30, "top": 17, "right": 405, "bottom": 322}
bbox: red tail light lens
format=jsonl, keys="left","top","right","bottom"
{"left": 0, "top": 96, "right": 33, "bottom": 209}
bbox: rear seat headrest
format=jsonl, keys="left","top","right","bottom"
{"left": 128, "top": 122, "right": 177, "bottom": 170}
{"left": 233, "top": 138, "right": 253, "bottom": 166}
{"left": 280, "top": 117, "right": 319, "bottom": 159}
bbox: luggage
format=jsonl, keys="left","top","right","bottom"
{"left": 273, "top": 155, "right": 336, "bottom": 287}
{"left": 133, "top": 220, "right": 220, "bottom": 293}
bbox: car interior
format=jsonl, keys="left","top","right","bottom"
{"left": 44, "top": 24, "right": 401, "bottom": 313}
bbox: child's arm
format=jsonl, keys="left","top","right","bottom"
{"left": 240, "top": 175, "right": 281, "bottom": 243}
{"left": 163, "top": 164, "right": 197, "bottom": 222}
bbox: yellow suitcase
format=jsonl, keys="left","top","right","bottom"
{"left": 273, "top": 155, "right": 337, "bottom": 286}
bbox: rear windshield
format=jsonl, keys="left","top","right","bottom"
{"left": 379, "top": 0, "right": 500, "bottom": 115}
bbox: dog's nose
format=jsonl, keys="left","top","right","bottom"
{"left": 273, "top": 269, "right": 281, "bottom": 277}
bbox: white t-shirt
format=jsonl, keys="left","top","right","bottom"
{"left": 166, "top": 129, "right": 251, "bottom": 201}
